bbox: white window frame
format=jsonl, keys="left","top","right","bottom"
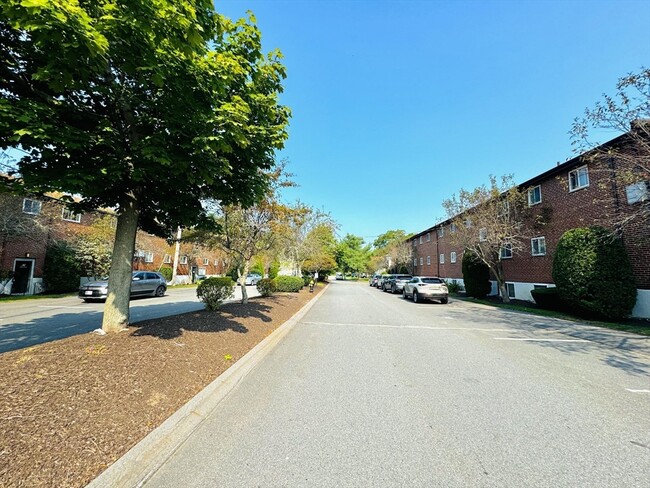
{"left": 214, "top": 259, "right": 220, "bottom": 266}
{"left": 439, "top": 253, "right": 445, "bottom": 264}
{"left": 413, "top": 239, "right": 417, "bottom": 247}
{"left": 61, "top": 207, "right": 82, "bottom": 223}
{"left": 437, "top": 227, "right": 444, "bottom": 238}
{"left": 531, "top": 237, "right": 546, "bottom": 256}
{"left": 420, "top": 257, "right": 423, "bottom": 266}
{"left": 180, "top": 256, "right": 188, "bottom": 265}
{"left": 22, "top": 198, "right": 41, "bottom": 215}
{"left": 419, "top": 236, "right": 423, "bottom": 244}
{"left": 498, "top": 200, "right": 510, "bottom": 217}
{"left": 450, "top": 251, "right": 457, "bottom": 263}
{"left": 506, "top": 283, "right": 516, "bottom": 298}
{"left": 500, "top": 240, "right": 513, "bottom": 259}
{"left": 528, "top": 185, "right": 542, "bottom": 206}
{"left": 413, "top": 258, "right": 418, "bottom": 267}
{"left": 626, "top": 181, "right": 649, "bottom": 204}
{"left": 144, "top": 251, "right": 154, "bottom": 263}
{"left": 450, "top": 223, "right": 457, "bottom": 233}
{"left": 163, "top": 254, "right": 172, "bottom": 264}
{"left": 568, "top": 165, "right": 589, "bottom": 191}
{"left": 479, "top": 228, "right": 487, "bottom": 242}
{"left": 203, "top": 258, "right": 209, "bottom": 265}
{"left": 198, "top": 267, "right": 207, "bottom": 276}
{"left": 426, "top": 232, "right": 430, "bottom": 242}
{"left": 426, "top": 255, "right": 431, "bottom": 265}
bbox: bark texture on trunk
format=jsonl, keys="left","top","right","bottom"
{"left": 102, "top": 195, "right": 139, "bottom": 332}
{"left": 239, "top": 261, "right": 250, "bottom": 304}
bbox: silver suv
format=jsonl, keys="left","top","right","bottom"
{"left": 79, "top": 271, "right": 167, "bottom": 302}
{"left": 402, "top": 276, "right": 448, "bottom": 304}
{"left": 384, "top": 274, "right": 413, "bottom": 293}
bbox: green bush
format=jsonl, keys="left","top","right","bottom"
{"left": 196, "top": 277, "right": 235, "bottom": 310}
{"left": 159, "top": 266, "right": 173, "bottom": 282}
{"left": 44, "top": 241, "right": 81, "bottom": 293}
{"left": 273, "top": 275, "right": 304, "bottom": 292}
{"left": 256, "top": 278, "right": 276, "bottom": 297}
{"left": 268, "top": 261, "right": 280, "bottom": 279}
{"left": 445, "top": 280, "right": 463, "bottom": 294}
{"left": 552, "top": 226, "right": 636, "bottom": 320}
{"left": 302, "top": 274, "right": 313, "bottom": 286}
{"left": 530, "top": 287, "right": 566, "bottom": 312}
{"left": 462, "top": 250, "right": 491, "bottom": 299}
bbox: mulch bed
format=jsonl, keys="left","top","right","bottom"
{"left": 0, "top": 287, "right": 323, "bottom": 488}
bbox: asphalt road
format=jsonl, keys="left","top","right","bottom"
{"left": 0, "top": 285, "right": 259, "bottom": 354}
{"left": 146, "top": 280, "right": 650, "bottom": 488}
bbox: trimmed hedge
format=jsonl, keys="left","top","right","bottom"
{"left": 462, "top": 250, "right": 491, "bottom": 299}
{"left": 159, "top": 266, "right": 173, "bottom": 282}
{"left": 273, "top": 275, "right": 304, "bottom": 292}
{"left": 552, "top": 226, "right": 637, "bottom": 320}
{"left": 196, "top": 277, "right": 235, "bottom": 310}
{"left": 530, "top": 287, "right": 566, "bottom": 312}
{"left": 256, "top": 278, "right": 276, "bottom": 297}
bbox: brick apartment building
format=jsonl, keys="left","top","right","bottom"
{"left": 0, "top": 193, "right": 228, "bottom": 295}
{"left": 408, "top": 130, "right": 650, "bottom": 318}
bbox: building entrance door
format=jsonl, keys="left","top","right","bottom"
{"left": 12, "top": 259, "right": 34, "bottom": 294}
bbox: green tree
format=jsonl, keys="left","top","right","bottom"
{"left": 335, "top": 234, "right": 370, "bottom": 276}
{"left": 302, "top": 223, "right": 337, "bottom": 277}
{"left": 461, "top": 250, "right": 491, "bottom": 299}
{"left": 0, "top": 2, "right": 289, "bottom": 331}
{"left": 552, "top": 226, "right": 637, "bottom": 319}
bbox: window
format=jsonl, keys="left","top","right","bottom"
{"left": 437, "top": 227, "right": 444, "bottom": 238}
{"left": 506, "top": 283, "right": 515, "bottom": 298}
{"left": 450, "top": 251, "right": 457, "bottom": 263}
{"left": 419, "top": 257, "right": 423, "bottom": 266}
{"left": 531, "top": 237, "right": 546, "bottom": 256}
{"left": 203, "top": 258, "right": 209, "bottom": 265}
{"left": 568, "top": 165, "right": 589, "bottom": 191}
{"left": 413, "top": 239, "right": 417, "bottom": 247}
{"left": 465, "top": 219, "right": 472, "bottom": 228}
{"left": 214, "top": 259, "right": 219, "bottom": 266}
{"left": 439, "top": 253, "right": 445, "bottom": 264}
{"left": 180, "top": 256, "right": 188, "bottom": 265}
{"left": 426, "top": 255, "right": 431, "bottom": 265}
{"left": 198, "top": 268, "right": 207, "bottom": 276}
{"left": 528, "top": 185, "right": 542, "bottom": 206}
{"left": 500, "top": 241, "right": 513, "bottom": 259}
{"left": 144, "top": 251, "right": 154, "bottom": 263}
{"left": 450, "top": 223, "right": 457, "bottom": 233}
{"left": 479, "top": 228, "right": 487, "bottom": 242}
{"left": 22, "top": 198, "right": 41, "bottom": 215}
{"left": 533, "top": 284, "right": 548, "bottom": 289}
{"left": 426, "top": 232, "right": 430, "bottom": 242}
{"left": 61, "top": 208, "right": 81, "bottom": 223}
{"left": 626, "top": 181, "right": 649, "bottom": 204}
{"left": 419, "top": 236, "right": 423, "bottom": 244}
{"left": 163, "top": 254, "right": 172, "bottom": 264}
{"left": 414, "top": 258, "right": 418, "bottom": 267}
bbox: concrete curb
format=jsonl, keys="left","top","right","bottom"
{"left": 86, "top": 288, "right": 327, "bottom": 488}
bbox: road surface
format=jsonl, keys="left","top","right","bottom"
{"left": 145, "top": 280, "right": 650, "bottom": 487}
{"left": 0, "top": 285, "right": 259, "bottom": 354}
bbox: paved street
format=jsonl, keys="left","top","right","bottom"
{"left": 146, "top": 280, "right": 650, "bottom": 487}
{"left": 0, "top": 285, "right": 259, "bottom": 354}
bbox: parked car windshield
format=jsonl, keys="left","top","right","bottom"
{"left": 396, "top": 275, "right": 412, "bottom": 280}
{"left": 422, "top": 278, "right": 443, "bottom": 284}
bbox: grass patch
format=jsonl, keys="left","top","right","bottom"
{"left": 458, "top": 296, "right": 650, "bottom": 336}
{"left": 0, "top": 292, "right": 77, "bottom": 302}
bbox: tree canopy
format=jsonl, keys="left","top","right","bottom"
{"left": 0, "top": 1, "right": 290, "bottom": 330}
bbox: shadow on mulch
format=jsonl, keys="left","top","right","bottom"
{"left": 130, "top": 296, "right": 285, "bottom": 340}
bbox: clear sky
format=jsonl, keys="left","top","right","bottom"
{"left": 216, "top": 0, "right": 650, "bottom": 244}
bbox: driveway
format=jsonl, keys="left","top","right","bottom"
{"left": 0, "top": 285, "right": 259, "bottom": 354}
{"left": 140, "top": 280, "right": 650, "bottom": 488}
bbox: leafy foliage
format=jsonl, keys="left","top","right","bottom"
{"left": 44, "top": 241, "right": 81, "bottom": 293}
{"left": 335, "top": 234, "right": 370, "bottom": 275}
{"left": 552, "top": 226, "right": 637, "bottom": 319}
{"left": 159, "top": 267, "right": 173, "bottom": 283}
{"left": 462, "top": 250, "right": 491, "bottom": 299}
{"left": 196, "top": 277, "right": 235, "bottom": 311}
{"left": 256, "top": 278, "right": 276, "bottom": 297}
{"left": 273, "top": 276, "right": 303, "bottom": 292}
{"left": 445, "top": 280, "right": 463, "bottom": 294}
{"left": 530, "top": 287, "right": 566, "bottom": 312}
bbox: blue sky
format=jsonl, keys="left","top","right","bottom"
{"left": 216, "top": 0, "right": 650, "bottom": 244}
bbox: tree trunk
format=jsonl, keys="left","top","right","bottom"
{"left": 239, "top": 260, "right": 250, "bottom": 304}
{"left": 498, "top": 281, "right": 510, "bottom": 303}
{"left": 171, "top": 226, "right": 182, "bottom": 285}
{"left": 102, "top": 195, "right": 139, "bottom": 332}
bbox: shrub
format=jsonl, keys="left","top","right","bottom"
{"left": 552, "top": 226, "right": 637, "bottom": 320}
{"left": 44, "top": 241, "right": 81, "bottom": 293}
{"left": 196, "top": 277, "right": 235, "bottom": 310}
{"left": 159, "top": 266, "right": 173, "bottom": 282}
{"left": 462, "top": 250, "right": 491, "bottom": 299}
{"left": 302, "top": 274, "right": 313, "bottom": 286}
{"left": 445, "top": 280, "right": 463, "bottom": 294}
{"left": 268, "top": 261, "right": 280, "bottom": 279}
{"left": 273, "top": 275, "right": 304, "bottom": 292}
{"left": 530, "top": 287, "right": 566, "bottom": 312}
{"left": 256, "top": 278, "right": 276, "bottom": 297}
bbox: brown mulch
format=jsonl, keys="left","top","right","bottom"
{"left": 0, "top": 287, "right": 324, "bottom": 488}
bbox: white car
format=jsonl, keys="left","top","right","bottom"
{"left": 244, "top": 273, "right": 262, "bottom": 286}
{"left": 402, "top": 276, "right": 449, "bottom": 304}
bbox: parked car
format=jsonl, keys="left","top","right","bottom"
{"left": 243, "top": 273, "right": 262, "bottom": 286}
{"left": 79, "top": 271, "right": 167, "bottom": 302}
{"left": 335, "top": 272, "right": 344, "bottom": 280}
{"left": 402, "top": 276, "right": 448, "bottom": 304}
{"left": 369, "top": 274, "right": 381, "bottom": 287}
{"left": 376, "top": 274, "right": 393, "bottom": 290}
{"left": 384, "top": 274, "right": 413, "bottom": 293}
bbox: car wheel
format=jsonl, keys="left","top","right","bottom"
{"left": 402, "top": 289, "right": 408, "bottom": 299}
{"left": 155, "top": 285, "right": 165, "bottom": 297}
{"left": 441, "top": 297, "right": 448, "bottom": 304}
{"left": 391, "top": 285, "right": 396, "bottom": 294}
{"left": 413, "top": 290, "right": 419, "bottom": 303}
